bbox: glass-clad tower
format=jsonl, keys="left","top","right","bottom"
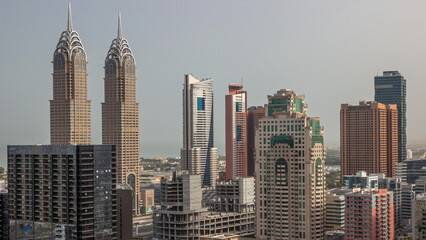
{"left": 181, "top": 74, "right": 218, "bottom": 187}
{"left": 375, "top": 71, "right": 407, "bottom": 162}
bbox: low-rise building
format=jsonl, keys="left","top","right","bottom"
{"left": 344, "top": 189, "right": 394, "bottom": 240}
{"left": 153, "top": 172, "right": 255, "bottom": 240}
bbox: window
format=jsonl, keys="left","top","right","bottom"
{"left": 197, "top": 97, "right": 205, "bottom": 110}
{"left": 235, "top": 102, "right": 242, "bottom": 112}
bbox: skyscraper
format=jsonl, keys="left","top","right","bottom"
{"left": 7, "top": 145, "right": 117, "bottom": 239}
{"left": 181, "top": 74, "right": 218, "bottom": 187}
{"left": 247, "top": 106, "right": 265, "bottom": 177}
{"left": 225, "top": 84, "right": 248, "bottom": 180}
{"left": 50, "top": 4, "right": 91, "bottom": 145}
{"left": 375, "top": 71, "right": 407, "bottom": 162}
{"left": 255, "top": 89, "right": 326, "bottom": 239}
{"left": 340, "top": 101, "right": 398, "bottom": 178}
{"left": 102, "top": 14, "right": 141, "bottom": 215}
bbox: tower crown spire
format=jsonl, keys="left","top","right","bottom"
{"left": 106, "top": 13, "right": 135, "bottom": 66}
{"left": 117, "top": 12, "right": 122, "bottom": 39}
{"left": 67, "top": 2, "right": 73, "bottom": 32}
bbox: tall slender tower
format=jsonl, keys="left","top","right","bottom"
{"left": 102, "top": 14, "right": 140, "bottom": 215}
{"left": 181, "top": 74, "right": 218, "bottom": 187}
{"left": 50, "top": 4, "right": 91, "bottom": 145}
{"left": 247, "top": 106, "right": 265, "bottom": 177}
{"left": 375, "top": 71, "right": 407, "bottom": 162}
{"left": 225, "top": 84, "right": 248, "bottom": 180}
{"left": 255, "top": 89, "right": 326, "bottom": 239}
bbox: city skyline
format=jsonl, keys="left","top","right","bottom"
{"left": 3, "top": 1, "right": 426, "bottom": 165}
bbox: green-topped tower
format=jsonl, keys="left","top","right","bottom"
{"left": 255, "top": 89, "right": 325, "bottom": 239}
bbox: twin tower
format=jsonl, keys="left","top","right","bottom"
{"left": 50, "top": 4, "right": 141, "bottom": 214}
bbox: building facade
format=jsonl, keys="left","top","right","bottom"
{"left": 396, "top": 159, "right": 426, "bottom": 184}
{"left": 375, "top": 71, "right": 407, "bottom": 162}
{"left": 102, "top": 14, "right": 140, "bottom": 215}
{"left": 225, "top": 84, "right": 248, "bottom": 180}
{"left": 153, "top": 172, "right": 255, "bottom": 240}
{"left": 325, "top": 192, "right": 345, "bottom": 231}
{"left": 344, "top": 189, "right": 394, "bottom": 240}
{"left": 140, "top": 188, "right": 155, "bottom": 215}
{"left": 412, "top": 193, "right": 426, "bottom": 239}
{"left": 340, "top": 101, "right": 398, "bottom": 177}
{"left": 401, "top": 183, "right": 415, "bottom": 224}
{"left": 181, "top": 74, "right": 218, "bottom": 187}
{"left": 116, "top": 184, "right": 133, "bottom": 240}
{"left": 50, "top": 4, "right": 91, "bottom": 145}
{"left": 343, "top": 171, "right": 402, "bottom": 226}
{"left": 247, "top": 106, "right": 265, "bottom": 177}
{"left": 0, "top": 190, "right": 8, "bottom": 240}
{"left": 7, "top": 145, "right": 117, "bottom": 239}
{"left": 255, "top": 89, "right": 326, "bottom": 239}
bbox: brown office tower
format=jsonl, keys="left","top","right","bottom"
{"left": 247, "top": 106, "right": 265, "bottom": 177}
{"left": 50, "top": 4, "right": 91, "bottom": 145}
{"left": 117, "top": 184, "right": 133, "bottom": 240}
{"left": 102, "top": 14, "right": 141, "bottom": 215}
{"left": 341, "top": 101, "right": 398, "bottom": 178}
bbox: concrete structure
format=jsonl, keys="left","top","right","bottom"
{"left": 0, "top": 190, "right": 8, "bottom": 240}
{"left": 102, "top": 14, "right": 140, "bottom": 215}
{"left": 414, "top": 176, "right": 426, "bottom": 194}
{"left": 181, "top": 74, "right": 218, "bottom": 187}
{"left": 50, "top": 4, "right": 91, "bottom": 145}
{"left": 325, "top": 192, "right": 345, "bottom": 231}
{"left": 344, "top": 189, "right": 394, "bottom": 240}
{"left": 401, "top": 183, "right": 415, "bottom": 224}
{"left": 325, "top": 231, "right": 344, "bottom": 240}
{"left": 214, "top": 177, "right": 255, "bottom": 213}
{"left": 342, "top": 171, "right": 379, "bottom": 189}
{"left": 412, "top": 193, "right": 426, "bottom": 239}
{"left": 375, "top": 71, "right": 407, "bottom": 162}
{"left": 396, "top": 159, "right": 426, "bottom": 184}
{"left": 117, "top": 184, "right": 133, "bottom": 240}
{"left": 376, "top": 174, "right": 402, "bottom": 226}
{"left": 325, "top": 188, "right": 363, "bottom": 232}
{"left": 247, "top": 106, "right": 265, "bottom": 177}
{"left": 7, "top": 145, "right": 117, "bottom": 239}
{"left": 225, "top": 84, "right": 248, "bottom": 180}
{"left": 255, "top": 89, "right": 326, "bottom": 239}
{"left": 343, "top": 171, "right": 402, "bottom": 226}
{"left": 141, "top": 188, "right": 155, "bottom": 215}
{"left": 200, "top": 234, "right": 240, "bottom": 240}
{"left": 340, "top": 101, "right": 398, "bottom": 177}
{"left": 153, "top": 172, "right": 255, "bottom": 240}
{"left": 407, "top": 149, "right": 413, "bottom": 160}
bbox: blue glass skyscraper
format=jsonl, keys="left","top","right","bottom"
{"left": 375, "top": 71, "right": 407, "bottom": 162}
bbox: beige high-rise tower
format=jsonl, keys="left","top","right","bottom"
{"left": 102, "top": 14, "right": 140, "bottom": 215}
{"left": 255, "top": 89, "right": 326, "bottom": 239}
{"left": 50, "top": 4, "right": 91, "bottom": 145}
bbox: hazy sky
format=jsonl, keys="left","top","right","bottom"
{"left": 1, "top": 0, "right": 426, "bottom": 166}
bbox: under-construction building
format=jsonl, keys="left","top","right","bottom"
{"left": 153, "top": 172, "right": 255, "bottom": 240}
